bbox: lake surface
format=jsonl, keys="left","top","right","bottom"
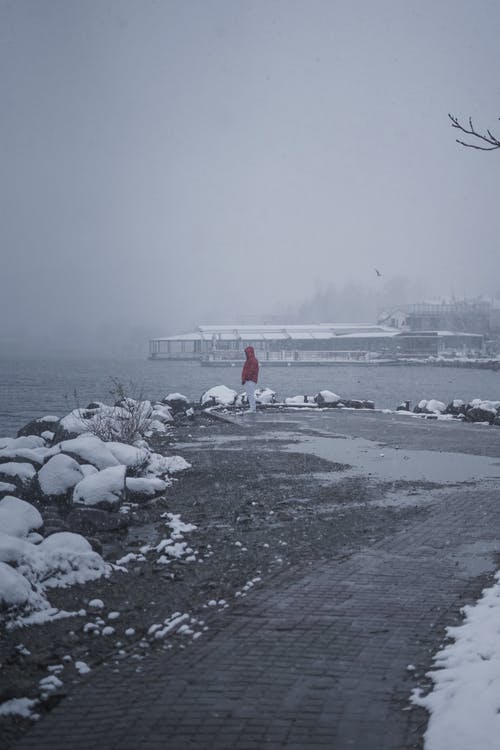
{"left": 1, "top": 355, "right": 500, "bottom": 437}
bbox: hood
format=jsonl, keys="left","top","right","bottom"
{"left": 244, "top": 346, "right": 255, "bottom": 358}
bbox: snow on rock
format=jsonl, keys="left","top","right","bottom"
{"left": 0, "top": 562, "right": 38, "bottom": 607}
{"left": 0, "top": 481, "right": 16, "bottom": 496}
{"left": 412, "top": 570, "right": 500, "bottom": 750}
{"left": 150, "top": 404, "right": 174, "bottom": 423}
{"left": 426, "top": 399, "right": 446, "bottom": 414}
{"left": 0, "top": 697, "right": 40, "bottom": 719}
{"left": 315, "top": 390, "right": 342, "bottom": 406}
{"left": 105, "top": 442, "right": 150, "bottom": 468}
{"left": 0, "top": 448, "right": 44, "bottom": 468}
{"left": 255, "top": 387, "right": 276, "bottom": 404}
{"left": 164, "top": 393, "right": 189, "bottom": 403}
{"left": 0, "top": 462, "right": 36, "bottom": 483}
{"left": 0, "top": 436, "right": 46, "bottom": 450}
{"left": 201, "top": 385, "right": 237, "bottom": 408}
{"left": 56, "top": 409, "right": 90, "bottom": 438}
{"left": 73, "top": 465, "right": 126, "bottom": 507}
{"left": 284, "top": 395, "right": 316, "bottom": 406}
{"left": 126, "top": 477, "right": 168, "bottom": 499}
{"left": 0, "top": 496, "right": 43, "bottom": 537}
{"left": 37, "top": 454, "right": 85, "bottom": 498}
{"left": 26, "top": 532, "right": 111, "bottom": 589}
{"left": 60, "top": 435, "right": 120, "bottom": 470}
{"left": 146, "top": 453, "right": 190, "bottom": 476}
{"left": 0, "top": 532, "right": 35, "bottom": 564}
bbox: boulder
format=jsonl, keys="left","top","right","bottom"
{"left": 315, "top": 390, "right": 342, "bottom": 407}
{"left": 73, "top": 465, "right": 126, "bottom": 508}
{"left": 17, "top": 416, "right": 60, "bottom": 438}
{"left": 37, "top": 454, "right": 85, "bottom": 500}
{"left": 444, "top": 399, "right": 466, "bottom": 417}
{"left": 162, "top": 393, "right": 190, "bottom": 413}
{"left": 200, "top": 386, "right": 237, "bottom": 408}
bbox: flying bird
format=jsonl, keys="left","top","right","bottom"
{"left": 374, "top": 268, "right": 382, "bottom": 277}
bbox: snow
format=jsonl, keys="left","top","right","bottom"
{"left": 73, "top": 465, "right": 126, "bottom": 507}
{"left": 0, "top": 481, "right": 16, "bottom": 494}
{"left": 426, "top": 399, "right": 446, "bottom": 414}
{"left": 412, "top": 570, "right": 500, "bottom": 750}
{"left": 0, "top": 448, "right": 44, "bottom": 467}
{"left": 0, "top": 562, "right": 36, "bottom": 607}
{"left": 60, "top": 435, "right": 120, "bottom": 470}
{"left": 0, "top": 462, "right": 36, "bottom": 481}
{"left": 0, "top": 697, "right": 39, "bottom": 719}
{"left": 165, "top": 393, "right": 189, "bottom": 402}
{"left": 201, "top": 385, "right": 237, "bottom": 407}
{"left": 37, "top": 454, "right": 84, "bottom": 497}
{"left": 0, "top": 496, "right": 43, "bottom": 536}
{"left": 126, "top": 476, "right": 168, "bottom": 498}
{"left": 317, "top": 390, "right": 341, "bottom": 403}
{"left": 0, "top": 495, "right": 111, "bottom": 620}
{"left": 75, "top": 660, "right": 91, "bottom": 674}
{"left": 255, "top": 387, "right": 276, "bottom": 404}
{"left": 0, "top": 436, "right": 46, "bottom": 450}
{"left": 105, "top": 442, "right": 150, "bottom": 467}
{"left": 146, "top": 453, "right": 190, "bottom": 476}
{"left": 88, "top": 598, "right": 104, "bottom": 609}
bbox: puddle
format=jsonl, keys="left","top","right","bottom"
{"left": 283, "top": 434, "right": 500, "bottom": 484}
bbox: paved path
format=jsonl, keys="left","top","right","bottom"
{"left": 11, "top": 411, "right": 500, "bottom": 749}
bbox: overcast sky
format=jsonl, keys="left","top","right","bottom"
{"left": 1, "top": 0, "right": 500, "bottom": 352}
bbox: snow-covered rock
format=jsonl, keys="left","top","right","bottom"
{"left": 151, "top": 404, "right": 173, "bottom": 423}
{"left": 73, "top": 465, "right": 126, "bottom": 507}
{"left": 201, "top": 385, "right": 237, "bottom": 408}
{"left": 37, "top": 454, "right": 85, "bottom": 498}
{"left": 146, "top": 453, "right": 190, "bottom": 476}
{"left": 0, "top": 496, "right": 43, "bottom": 537}
{"left": 0, "top": 562, "right": 35, "bottom": 607}
{"left": 315, "top": 390, "right": 342, "bottom": 407}
{"left": 0, "top": 532, "right": 34, "bottom": 564}
{"left": 0, "top": 448, "right": 44, "bottom": 468}
{"left": 0, "top": 462, "right": 36, "bottom": 484}
{"left": 0, "top": 436, "right": 46, "bottom": 450}
{"left": 126, "top": 477, "right": 168, "bottom": 499}
{"left": 16, "top": 415, "right": 60, "bottom": 438}
{"left": 60, "top": 435, "right": 120, "bottom": 470}
{"left": 162, "top": 393, "right": 189, "bottom": 413}
{"left": 105, "top": 442, "right": 150, "bottom": 468}
{"left": 255, "top": 387, "right": 276, "bottom": 404}
{"left": 284, "top": 395, "right": 315, "bottom": 406}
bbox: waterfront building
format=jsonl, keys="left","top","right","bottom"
{"left": 149, "top": 323, "right": 483, "bottom": 364}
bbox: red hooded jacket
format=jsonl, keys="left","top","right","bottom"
{"left": 241, "top": 346, "right": 259, "bottom": 385}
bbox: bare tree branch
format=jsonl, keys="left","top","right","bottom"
{"left": 448, "top": 113, "right": 500, "bottom": 151}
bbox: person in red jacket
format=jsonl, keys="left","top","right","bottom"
{"left": 241, "top": 346, "right": 259, "bottom": 413}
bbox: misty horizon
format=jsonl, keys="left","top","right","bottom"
{"left": 2, "top": 1, "right": 500, "bottom": 357}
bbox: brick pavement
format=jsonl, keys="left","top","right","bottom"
{"left": 10, "top": 412, "right": 500, "bottom": 750}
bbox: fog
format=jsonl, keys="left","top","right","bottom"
{"left": 1, "top": 0, "right": 500, "bottom": 356}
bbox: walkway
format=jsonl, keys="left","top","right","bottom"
{"left": 11, "top": 411, "right": 500, "bottom": 749}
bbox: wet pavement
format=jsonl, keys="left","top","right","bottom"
{"left": 9, "top": 408, "right": 500, "bottom": 750}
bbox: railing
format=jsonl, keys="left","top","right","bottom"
{"left": 204, "top": 350, "right": 382, "bottom": 362}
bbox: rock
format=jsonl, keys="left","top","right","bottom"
{"left": 0, "top": 448, "right": 44, "bottom": 469}
{"left": 341, "top": 399, "right": 375, "bottom": 409}
{"left": 445, "top": 399, "right": 466, "bottom": 417}
{"left": 17, "top": 416, "right": 60, "bottom": 438}
{"left": 200, "top": 386, "right": 237, "bottom": 408}
{"left": 125, "top": 477, "right": 168, "bottom": 500}
{"left": 66, "top": 507, "right": 129, "bottom": 534}
{"left": 397, "top": 401, "right": 411, "bottom": 411}
{"left": 315, "top": 390, "right": 341, "bottom": 407}
{"left": 162, "top": 393, "right": 190, "bottom": 413}
{"left": 465, "top": 405, "right": 497, "bottom": 424}
{"left": 73, "top": 465, "right": 126, "bottom": 508}
{"left": 37, "top": 454, "right": 85, "bottom": 500}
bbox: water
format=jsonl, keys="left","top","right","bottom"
{"left": 1, "top": 355, "right": 500, "bottom": 437}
